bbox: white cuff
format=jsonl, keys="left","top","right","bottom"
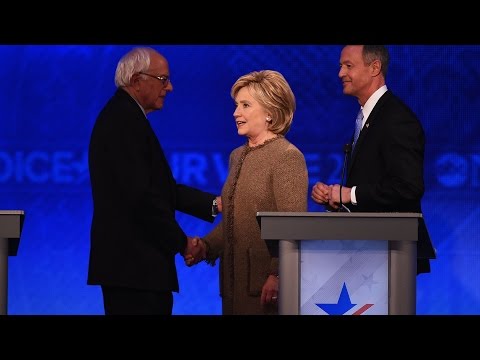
{"left": 350, "top": 186, "right": 357, "bottom": 205}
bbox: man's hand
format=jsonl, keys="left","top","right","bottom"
{"left": 328, "top": 184, "right": 352, "bottom": 209}
{"left": 311, "top": 182, "right": 331, "bottom": 205}
{"left": 183, "top": 236, "right": 206, "bottom": 266}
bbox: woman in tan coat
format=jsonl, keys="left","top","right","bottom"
{"left": 188, "top": 70, "right": 308, "bottom": 315}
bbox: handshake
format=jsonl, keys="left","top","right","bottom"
{"left": 183, "top": 236, "right": 207, "bottom": 266}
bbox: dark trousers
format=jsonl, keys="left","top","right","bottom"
{"left": 101, "top": 285, "right": 173, "bottom": 315}
{"left": 417, "top": 258, "right": 431, "bottom": 275}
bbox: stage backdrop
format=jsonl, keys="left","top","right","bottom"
{"left": 1, "top": 45, "right": 478, "bottom": 314}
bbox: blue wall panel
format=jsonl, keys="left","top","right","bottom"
{"left": 1, "top": 45, "right": 478, "bottom": 314}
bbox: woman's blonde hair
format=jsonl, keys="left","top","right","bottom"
{"left": 231, "top": 70, "right": 296, "bottom": 135}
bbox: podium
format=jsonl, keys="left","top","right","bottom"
{"left": 257, "top": 212, "right": 420, "bottom": 315}
{"left": 0, "top": 210, "right": 25, "bottom": 315}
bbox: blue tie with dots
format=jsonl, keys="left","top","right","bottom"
{"left": 352, "top": 109, "right": 363, "bottom": 150}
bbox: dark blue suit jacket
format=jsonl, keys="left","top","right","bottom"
{"left": 346, "top": 90, "right": 436, "bottom": 274}
{"left": 88, "top": 89, "right": 215, "bottom": 292}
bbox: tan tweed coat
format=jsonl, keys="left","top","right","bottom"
{"left": 204, "top": 136, "right": 308, "bottom": 315}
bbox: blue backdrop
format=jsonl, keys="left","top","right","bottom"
{"left": 1, "top": 45, "right": 479, "bottom": 314}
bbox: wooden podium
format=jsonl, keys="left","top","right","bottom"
{"left": 257, "top": 212, "right": 420, "bottom": 315}
{"left": 0, "top": 210, "right": 25, "bottom": 315}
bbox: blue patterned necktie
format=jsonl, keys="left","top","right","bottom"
{"left": 352, "top": 109, "right": 363, "bottom": 150}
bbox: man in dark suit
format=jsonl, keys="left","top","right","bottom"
{"left": 88, "top": 47, "right": 219, "bottom": 315}
{"left": 311, "top": 45, "right": 435, "bottom": 274}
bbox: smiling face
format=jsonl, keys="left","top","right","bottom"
{"left": 338, "top": 45, "right": 384, "bottom": 106}
{"left": 127, "top": 51, "right": 173, "bottom": 114}
{"left": 139, "top": 52, "right": 173, "bottom": 113}
{"left": 233, "top": 86, "right": 272, "bottom": 145}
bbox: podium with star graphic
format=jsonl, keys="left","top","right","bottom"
{"left": 0, "top": 210, "right": 25, "bottom": 315}
{"left": 257, "top": 212, "right": 420, "bottom": 315}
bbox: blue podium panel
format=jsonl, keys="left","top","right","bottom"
{"left": 300, "top": 240, "right": 388, "bottom": 315}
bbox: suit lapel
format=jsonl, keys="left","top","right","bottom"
{"left": 119, "top": 89, "right": 177, "bottom": 202}
{"left": 348, "top": 91, "right": 392, "bottom": 174}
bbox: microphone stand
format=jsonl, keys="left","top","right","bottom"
{"left": 339, "top": 143, "right": 352, "bottom": 212}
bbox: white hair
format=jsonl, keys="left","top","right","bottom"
{"left": 114, "top": 47, "right": 154, "bottom": 87}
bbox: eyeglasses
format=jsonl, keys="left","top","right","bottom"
{"left": 139, "top": 72, "right": 170, "bottom": 87}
